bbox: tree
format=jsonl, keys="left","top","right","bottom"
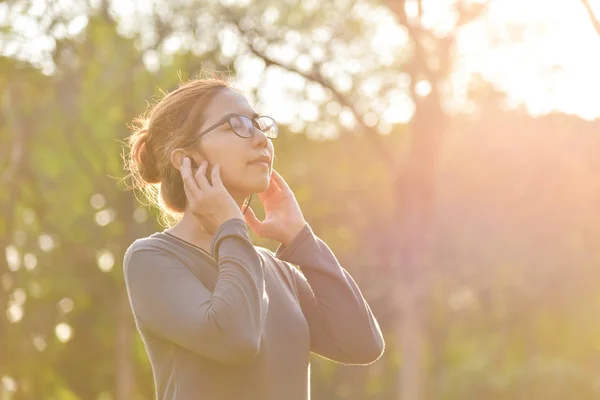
{"left": 582, "top": 0, "right": 600, "bottom": 36}
{"left": 0, "top": 2, "right": 236, "bottom": 398}
{"left": 12, "top": 1, "right": 600, "bottom": 399}
{"left": 221, "top": 1, "right": 486, "bottom": 398}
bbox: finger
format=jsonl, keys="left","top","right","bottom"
{"left": 260, "top": 174, "right": 281, "bottom": 197}
{"left": 194, "top": 160, "right": 211, "bottom": 190}
{"left": 182, "top": 177, "right": 197, "bottom": 206}
{"left": 267, "top": 174, "right": 281, "bottom": 192}
{"left": 270, "top": 170, "right": 290, "bottom": 191}
{"left": 180, "top": 157, "right": 202, "bottom": 199}
{"left": 211, "top": 164, "right": 223, "bottom": 188}
{"left": 243, "top": 207, "right": 264, "bottom": 235}
{"left": 257, "top": 190, "right": 271, "bottom": 203}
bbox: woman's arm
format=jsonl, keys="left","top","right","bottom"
{"left": 123, "top": 218, "right": 268, "bottom": 366}
{"left": 275, "top": 223, "right": 385, "bottom": 365}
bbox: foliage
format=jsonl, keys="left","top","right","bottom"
{"left": 2, "top": 1, "right": 600, "bottom": 399}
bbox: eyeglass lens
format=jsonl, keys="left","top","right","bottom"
{"left": 230, "top": 115, "right": 277, "bottom": 138}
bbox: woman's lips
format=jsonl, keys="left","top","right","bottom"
{"left": 249, "top": 161, "right": 269, "bottom": 168}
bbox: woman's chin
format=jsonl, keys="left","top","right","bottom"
{"left": 239, "top": 175, "right": 270, "bottom": 195}
{"left": 254, "top": 177, "right": 271, "bottom": 193}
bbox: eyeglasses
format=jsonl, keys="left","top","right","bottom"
{"left": 192, "top": 113, "right": 278, "bottom": 142}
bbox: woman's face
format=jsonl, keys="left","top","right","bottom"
{"left": 191, "top": 89, "right": 275, "bottom": 198}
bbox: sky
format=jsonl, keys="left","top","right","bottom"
{"left": 2, "top": 0, "right": 600, "bottom": 122}
{"left": 453, "top": 0, "right": 600, "bottom": 120}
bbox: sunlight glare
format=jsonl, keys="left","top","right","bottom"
{"left": 455, "top": 0, "right": 600, "bottom": 119}
{"left": 90, "top": 193, "right": 106, "bottom": 210}
{"left": 133, "top": 207, "right": 149, "bottom": 223}
{"left": 7, "top": 304, "right": 23, "bottom": 323}
{"left": 5, "top": 246, "right": 20, "bottom": 272}
{"left": 24, "top": 253, "right": 38, "bottom": 271}
{"left": 58, "top": 297, "right": 75, "bottom": 314}
{"left": 11, "top": 288, "right": 26, "bottom": 306}
{"left": 55, "top": 323, "right": 73, "bottom": 343}
{"left": 339, "top": 109, "right": 357, "bottom": 129}
{"left": 383, "top": 95, "right": 414, "bottom": 124}
{"left": 415, "top": 80, "right": 432, "bottom": 97}
{"left": 38, "top": 234, "right": 56, "bottom": 252}
{"left": 33, "top": 336, "right": 47, "bottom": 352}
{"left": 1, "top": 376, "right": 16, "bottom": 393}
{"left": 66, "top": 14, "right": 88, "bottom": 37}
{"left": 97, "top": 250, "right": 115, "bottom": 272}
{"left": 299, "top": 101, "right": 319, "bottom": 122}
{"left": 95, "top": 209, "right": 115, "bottom": 226}
{"left": 326, "top": 101, "right": 342, "bottom": 116}
{"left": 363, "top": 112, "right": 379, "bottom": 127}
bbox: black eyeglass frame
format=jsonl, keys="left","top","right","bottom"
{"left": 189, "top": 113, "right": 278, "bottom": 143}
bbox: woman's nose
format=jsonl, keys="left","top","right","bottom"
{"left": 251, "top": 127, "right": 269, "bottom": 148}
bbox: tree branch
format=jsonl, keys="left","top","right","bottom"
{"left": 224, "top": 12, "right": 396, "bottom": 169}
{"left": 1, "top": 84, "right": 30, "bottom": 245}
{"left": 582, "top": 0, "right": 600, "bottom": 36}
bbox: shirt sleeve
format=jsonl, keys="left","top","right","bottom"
{"left": 275, "top": 223, "right": 385, "bottom": 365}
{"left": 123, "top": 218, "right": 269, "bottom": 366}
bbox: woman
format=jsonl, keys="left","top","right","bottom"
{"left": 123, "top": 78, "right": 385, "bottom": 400}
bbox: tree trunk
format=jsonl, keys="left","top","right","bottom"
{"left": 396, "top": 278, "right": 426, "bottom": 399}
{"left": 115, "top": 287, "right": 135, "bottom": 400}
{"left": 114, "top": 83, "right": 139, "bottom": 400}
{"left": 393, "top": 89, "right": 444, "bottom": 399}
{"left": 114, "top": 196, "right": 138, "bottom": 399}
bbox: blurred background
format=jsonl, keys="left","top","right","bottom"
{"left": 2, "top": 0, "right": 600, "bottom": 399}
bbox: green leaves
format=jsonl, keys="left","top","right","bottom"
{"left": 4, "top": 1, "right": 600, "bottom": 399}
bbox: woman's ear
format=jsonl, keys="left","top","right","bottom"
{"left": 170, "top": 149, "right": 204, "bottom": 171}
{"left": 170, "top": 149, "right": 187, "bottom": 171}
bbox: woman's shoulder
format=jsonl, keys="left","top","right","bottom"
{"left": 125, "top": 232, "right": 173, "bottom": 256}
{"left": 123, "top": 232, "right": 193, "bottom": 273}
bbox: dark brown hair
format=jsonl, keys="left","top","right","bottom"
{"left": 125, "top": 77, "right": 233, "bottom": 225}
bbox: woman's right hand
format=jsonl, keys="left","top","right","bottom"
{"left": 180, "top": 157, "right": 244, "bottom": 233}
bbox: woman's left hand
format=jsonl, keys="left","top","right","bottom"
{"left": 244, "top": 169, "right": 307, "bottom": 247}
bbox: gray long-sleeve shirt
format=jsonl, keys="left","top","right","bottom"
{"left": 123, "top": 218, "right": 384, "bottom": 400}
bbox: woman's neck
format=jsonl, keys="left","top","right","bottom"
{"left": 166, "top": 192, "right": 248, "bottom": 249}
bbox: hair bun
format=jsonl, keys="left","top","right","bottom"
{"left": 132, "top": 127, "right": 161, "bottom": 184}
